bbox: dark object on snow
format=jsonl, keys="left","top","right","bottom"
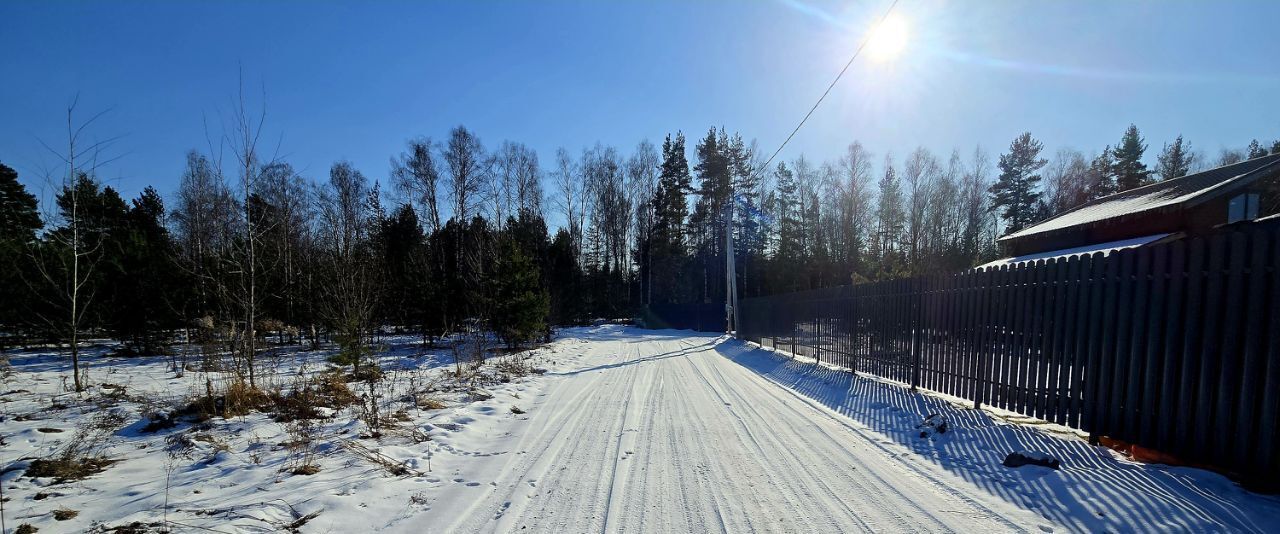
{"left": 1003, "top": 451, "right": 1061, "bottom": 470}
{"left": 140, "top": 412, "right": 179, "bottom": 433}
{"left": 917, "top": 413, "right": 949, "bottom": 438}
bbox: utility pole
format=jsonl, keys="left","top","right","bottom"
{"left": 725, "top": 199, "right": 739, "bottom": 335}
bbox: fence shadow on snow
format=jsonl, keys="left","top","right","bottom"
{"left": 715, "top": 340, "right": 1280, "bottom": 532}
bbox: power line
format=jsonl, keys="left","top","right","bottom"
{"left": 755, "top": 0, "right": 902, "bottom": 176}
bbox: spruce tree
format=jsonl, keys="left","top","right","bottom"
{"left": 490, "top": 239, "right": 549, "bottom": 348}
{"left": 1113, "top": 124, "right": 1151, "bottom": 190}
{"left": 376, "top": 204, "right": 433, "bottom": 342}
{"left": 989, "top": 132, "right": 1047, "bottom": 234}
{"left": 1155, "top": 135, "right": 1196, "bottom": 181}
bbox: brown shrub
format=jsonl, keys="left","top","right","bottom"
{"left": 26, "top": 457, "right": 116, "bottom": 482}
{"left": 316, "top": 371, "right": 358, "bottom": 407}
{"left": 222, "top": 379, "right": 273, "bottom": 417}
{"left": 417, "top": 398, "right": 447, "bottom": 410}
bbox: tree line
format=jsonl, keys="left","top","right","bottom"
{"left": 1, "top": 101, "right": 1277, "bottom": 391}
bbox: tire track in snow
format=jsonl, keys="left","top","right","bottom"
{"left": 601, "top": 342, "right": 651, "bottom": 531}
{"left": 495, "top": 336, "right": 649, "bottom": 532}
{"left": 678, "top": 342, "right": 882, "bottom": 532}
{"left": 445, "top": 337, "right": 631, "bottom": 533}
{"left": 700, "top": 343, "right": 1041, "bottom": 531}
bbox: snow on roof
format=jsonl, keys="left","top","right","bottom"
{"left": 977, "top": 233, "right": 1173, "bottom": 269}
{"left": 1000, "top": 153, "right": 1280, "bottom": 243}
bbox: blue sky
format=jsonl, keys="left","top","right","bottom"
{"left": 3, "top": 0, "right": 1278, "bottom": 218}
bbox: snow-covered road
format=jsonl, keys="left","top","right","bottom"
{"left": 445, "top": 329, "right": 1051, "bottom": 533}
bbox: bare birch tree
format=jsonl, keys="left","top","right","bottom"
{"left": 552, "top": 147, "right": 583, "bottom": 262}
{"left": 28, "top": 98, "right": 121, "bottom": 391}
{"left": 392, "top": 138, "right": 443, "bottom": 235}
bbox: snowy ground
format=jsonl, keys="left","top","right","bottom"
{"left": 2, "top": 326, "right": 1279, "bottom": 533}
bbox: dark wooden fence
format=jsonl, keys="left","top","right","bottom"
{"left": 738, "top": 226, "right": 1280, "bottom": 488}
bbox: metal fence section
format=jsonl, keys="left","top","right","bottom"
{"left": 737, "top": 226, "right": 1280, "bottom": 487}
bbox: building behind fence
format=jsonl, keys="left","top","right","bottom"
{"left": 737, "top": 221, "right": 1280, "bottom": 489}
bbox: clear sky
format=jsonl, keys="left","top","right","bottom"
{"left": 3, "top": 0, "right": 1278, "bottom": 218}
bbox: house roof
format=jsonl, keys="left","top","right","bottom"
{"left": 999, "top": 153, "right": 1280, "bottom": 243}
{"left": 978, "top": 233, "right": 1173, "bottom": 270}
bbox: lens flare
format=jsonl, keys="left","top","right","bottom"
{"left": 866, "top": 15, "right": 908, "bottom": 62}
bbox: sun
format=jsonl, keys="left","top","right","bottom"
{"left": 866, "top": 15, "right": 908, "bottom": 62}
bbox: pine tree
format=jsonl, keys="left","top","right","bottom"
{"left": 108, "top": 187, "right": 182, "bottom": 355}
{"left": 0, "top": 162, "right": 42, "bottom": 344}
{"left": 989, "top": 132, "right": 1048, "bottom": 234}
{"left": 1155, "top": 135, "right": 1196, "bottom": 181}
{"left": 772, "top": 162, "right": 804, "bottom": 290}
{"left": 1086, "top": 146, "right": 1117, "bottom": 200}
{"left": 0, "top": 163, "right": 41, "bottom": 243}
{"left": 648, "top": 132, "right": 691, "bottom": 304}
{"left": 873, "top": 156, "right": 906, "bottom": 279}
{"left": 1247, "top": 139, "right": 1269, "bottom": 159}
{"left": 490, "top": 239, "right": 550, "bottom": 348}
{"left": 1113, "top": 124, "right": 1151, "bottom": 190}
{"left": 690, "top": 128, "right": 733, "bottom": 303}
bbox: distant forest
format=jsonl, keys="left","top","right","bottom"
{"left": 1, "top": 100, "right": 1277, "bottom": 386}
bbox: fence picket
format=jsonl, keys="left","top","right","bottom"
{"left": 1108, "top": 251, "right": 1136, "bottom": 439}
{"left": 1158, "top": 241, "right": 1187, "bottom": 451}
{"left": 996, "top": 266, "right": 1014, "bottom": 410}
{"left": 1140, "top": 245, "right": 1168, "bottom": 444}
{"left": 1058, "top": 256, "right": 1082, "bottom": 425}
{"left": 1011, "top": 263, "right": 1032, "bottom": 415}
{"left": 1121, "top": 248, "right": 1152, "bottom": 440}
{"left": 1046, "top": 258, "right": 1069, "bottom": 422}
{"left": 1030, "top": 260, "right": 1052, "bottom": 419}
{"left": 976, "top": 270, "right": 990, "bottom": 402}
{"left": 1081, "top": 253, "right": 1107, "bottom": 434}
{"left": 1257, "top": 232, "right": 1280, "bottom": 479}
{"left": 1175, "top": 238, "right": 1206, "bottom": 457}
{"left": 1193, "top": 234, "right": 1227, "bottom": 458}
{"left": 1214, "top": 233, "right": 1248, "bottom": 471}
{"left": 1236, "top": 231, "right": 1270, "bottom": 469}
